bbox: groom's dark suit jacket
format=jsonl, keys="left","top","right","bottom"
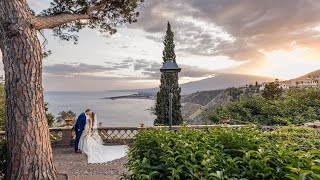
{"left": 75, "top": 112, "right": 86, "bottom": 132}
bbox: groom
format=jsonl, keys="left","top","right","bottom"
{"left": 74, "top": 109, "right": 91, "bottom": 153}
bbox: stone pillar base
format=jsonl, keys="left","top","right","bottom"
{"left": 61, "top": 126, "right": 72, "bottom": 146}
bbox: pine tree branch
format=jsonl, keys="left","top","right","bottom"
{"left": 32, "top": 14, "right": 93, "bottom": 30}
{"left": 32, "top": 1, "right": 112, "bottom": 30}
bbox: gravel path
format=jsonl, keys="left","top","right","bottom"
{"left": 53, "top": 146, "right": 128, "bottom": 180}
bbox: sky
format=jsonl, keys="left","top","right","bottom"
{"left": 2, "top": 0, "right": 320, "bottom": 91}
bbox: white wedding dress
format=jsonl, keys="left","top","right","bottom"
{"left": 78, "top": 115, "right": 127, "bottom": 163}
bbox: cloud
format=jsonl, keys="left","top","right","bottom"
{"left": 132, "top": 59, "right": 215, "bottom": 79}
{"left": 26, "top": 0, "right": 320, "bottom": 67}
{"left": 27, "top": 0, "right": 50, "bottom": 12}
{"left": 43, "top": 58, "right": 216, "bottom": 81}
{"left": 44, "top": 60, "right": 136, "bottom": 76}
{"left": 43, "top": 63, "right": 115, "bottom": 75}
{"left": 42, "top": 61, "right": 158, "bottom": 91}
{"left": 145, "top": 35, "right": 163, "bottom": 43}
{"left": 104, "top": 58, "right": 134, "bottom": 69}
{"left": 42, "top": 75, "right": 158, "bottom": 91}
{"left": 131, "top": 0, "right": 320, "bottom": 64}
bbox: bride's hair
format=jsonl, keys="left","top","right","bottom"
{"left": 91, "top": 112, "right": 95, "bottom": 124}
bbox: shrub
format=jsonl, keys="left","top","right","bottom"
{"left": 0, "top": 140, "right": 6, "bottom": 178}
{"left": 124, "top": 127, "right": 320, "bottom": 179}
{"left": 0, "top": 84, "right": 5, "bottom": 131}
{"left": 208, "top": 88, "right": 320, "bottom": 125}
{"left": 56, "top": 111, "right": 76, "bottom": 125}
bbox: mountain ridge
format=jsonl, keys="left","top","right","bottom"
{"left": 297, "top": 69, "right": 320, "bottom": 79}
{"left": 182, "top": 69, "right": 320, "bottom": 124}
{"left": 180, "top": 73, "right": 275, "bottom": 94}
{"left": 135, "top": 73, "right": 275, "bottom": 95}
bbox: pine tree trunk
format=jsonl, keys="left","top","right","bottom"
{"left": 0, "top": 1, "right": 58, "bottom": 179}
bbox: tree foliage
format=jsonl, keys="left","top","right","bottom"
{"left": 0, "top": 84, "right": 4, "bottom": 131}
{"left": 40, "top": 0, "right": 144, "bottom": 43}
{"left": 44, "top": 103, "right": 55, "bottom": 127}
{"left": 56, "top": 110, "right": 77, "bottom": 125}
{"left": 154, "top": 22, "right": 183, "bottom": 125}
{"left": 0, "top": 140, "right": 5, "bottom": 179}
{"left": 208, "top": 88, "right": 320, "bottom": 125}
{"left": 262, "top": 82, "right": 282, "bottom": 100}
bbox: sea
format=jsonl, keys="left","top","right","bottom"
{"left": 44, "top": 91, "right": 155, "bottom": 127}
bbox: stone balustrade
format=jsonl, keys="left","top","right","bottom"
{"left": 98, "top": 127, "right": 138, "bottom": 144}
{"left": 51, "top": 126, "right": 141, "bottom": 145}
{"left": 0, "top": 125, "right": 248, "bottom": 145}
{"left": 50, "top": 126, "right": 72, "bottom": 146}
{"left": 0, "top": 124, "right": 318, "bottom": 145}
{"left": 51, "top": 125, "right": 248, "bottom": 145}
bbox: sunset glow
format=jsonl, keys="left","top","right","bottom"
{"left": 253, "top": 48, "right": 320, "bottom": 79}
{"left": 15, "top": 0, "right": 320, "bottom": 91}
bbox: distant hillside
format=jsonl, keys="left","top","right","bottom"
{"left": 297, "top": 69, "right": 320, "bottom": 79}
{"left": 181, "top": 73, "right": 274, "bottom": 94}
{"left": 181, "top": 69, "right": 320, "bottom": 124}
{"left": 137, "top": 73, "right": 275, "bottom": 95}
{"left": 181, "top": 88, "right": 236, "bottom": 124}
{"left": 182, "top": 89, "right": 225, "bottom": 106}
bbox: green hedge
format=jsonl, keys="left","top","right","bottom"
{"left": 0, "top": 140, "right": 5, "bottom": 178}
{"left": 124, "top": 127, "right": 320, "bottom": 179}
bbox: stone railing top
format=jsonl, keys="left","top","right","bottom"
{"left": 141, "top": 125, "right": 248, "bottom": 129}
{"left": 45, "top": 124, "right": 303, "bottom": 130}
{"left": 0, "top": 124, "right": 316, "bottom": 133}
{"left": 98, "top": 127, "right": 139, "bottom": 130}
{"left": 48, "top": 126, "right": 140, "bottom": 130}
{"left": 1, "top": 125, "right": 318, "bottom": 145}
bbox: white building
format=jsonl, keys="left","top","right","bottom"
{"left": 260, "top": 77, "right": 320, "bottom": 90}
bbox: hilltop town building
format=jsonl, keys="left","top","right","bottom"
{"left": 260, "top": 76, "right": 320, "bottom": 90}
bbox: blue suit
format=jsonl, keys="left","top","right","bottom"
{"left": 74, "top": 112, "right": 86, "bottom": 152}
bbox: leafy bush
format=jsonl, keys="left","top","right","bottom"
{"left": 262, "top": 82, "right": 283, "bottom": 100}
{"left": 263, "top": 126, "right": 320, "bottom": 150}
{"left": 0, "top": 140, "right": 6, "bottom": 178}
{"left": 45, "top": 102, "right": 55, "bottom": 127}
{"left": 208, "top": 88, "right": 320, "bottom": 125}
{"left": 124, "top": 127, "right": 320, "bottom": 179}
{"left": 56, "top": 111, "right": 76, "bottom": 125}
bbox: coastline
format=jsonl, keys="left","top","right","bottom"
{"left": 102, "top": 93, "right": 156, "bottom": 100}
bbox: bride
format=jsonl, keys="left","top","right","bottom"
{"left": 78, "top": 112, "right": 127, "bottom": 163}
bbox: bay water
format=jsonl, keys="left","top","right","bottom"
{"left": 44, "top": 91, "right": 155, "bottom": 127}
